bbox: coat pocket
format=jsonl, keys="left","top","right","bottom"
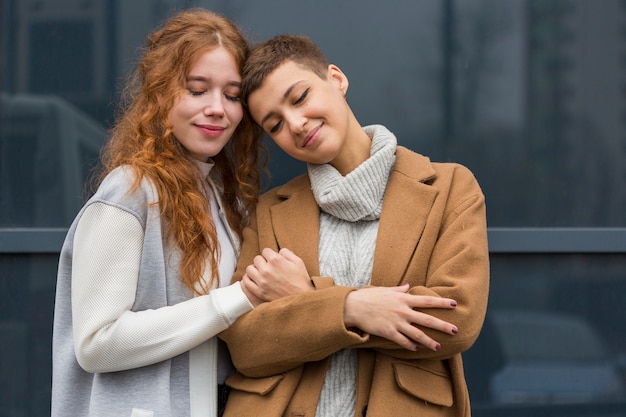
{"left": 223, "top": 369, "right": 303, "bottom": 417}
{"left": 225, "top": 372, "right": 285, "bottom": 395}
{"left": 392, "top": 360, "right": 454, "bottom": 407}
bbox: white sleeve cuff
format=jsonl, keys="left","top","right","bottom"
{"left": 209, "top": 281, "right": 254, "bottom": 327}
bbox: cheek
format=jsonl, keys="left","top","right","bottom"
{"left": 169, "top": 98, "right": 193, "bottom": 122}
{"left": 167, "top": 108, "right": 181, "bottom": 133}
{"left": 229, "top": 102, "right": 244, "bottom": 125}
{"left": 273, "top": 134, "right": 297, "bottom": 154}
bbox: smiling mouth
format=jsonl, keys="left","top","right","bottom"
{"left": 196, "top": 124, "right": 226, "bottom": 137}
{"left": 302, "top": 125, "right": 321, "bottom": 148}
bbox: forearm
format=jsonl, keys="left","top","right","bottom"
{"left": 220, "top": 285, "right": 367, "bottom": 377}
{"left": 75, "top": 283, "right": 251, "bottom": 373}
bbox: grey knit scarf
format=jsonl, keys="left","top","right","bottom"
{"left": 308, "top": 125, "right": 397, "bottom": 222}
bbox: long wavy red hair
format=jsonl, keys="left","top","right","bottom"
{"left": 95, "top": 8, "right": 264, "bottom": 295}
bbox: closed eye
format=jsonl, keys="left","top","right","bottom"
{"left": 188, "top": 89, "right": 205, "bottom": 96}
{"left": 294, "top": 88, "right": 309, "bottom": 105}
{"left": 269, "top": 120, "right": 282, "bottom": 134}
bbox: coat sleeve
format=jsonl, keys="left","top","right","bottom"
{"left": 221, "top": 202, "right": 369, "bottom": 378}
{"left": 358, "top": 164, "right": 490, "bottom": 360}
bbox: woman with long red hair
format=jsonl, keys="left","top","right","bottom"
{"left": 51, "top": 9, "right": 310, "bottom": 417}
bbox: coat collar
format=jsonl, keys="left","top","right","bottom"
{"left": 270, "top": 147, "right": 438, "bottom": 283}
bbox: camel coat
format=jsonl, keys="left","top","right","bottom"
{"left": 220, "top": 146, "right": 489, "bottom": 417}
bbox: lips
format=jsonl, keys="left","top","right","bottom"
{"left": 302, "top": 124, "right": 321, "bottom": 148}
{"left": 196, "top": 124, "right": 226, "bottom": 138}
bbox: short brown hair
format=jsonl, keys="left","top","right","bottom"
{"left": 241, "top": 34, "right": 329, "bottom": 105}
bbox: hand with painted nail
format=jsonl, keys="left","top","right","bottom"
{"left": 343, "top": 283, "right": 458, "bottom": 352}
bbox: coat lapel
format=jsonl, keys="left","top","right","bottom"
{"left": 270, "top": 176, "right": 322, "bottom": 276}
{"left": 371, "top": 148, "right": 438, "bottom": 286}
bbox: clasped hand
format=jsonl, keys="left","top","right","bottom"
{"left": 241, "top": 247, "right": 314, "bottom": 306}
{"left": 344, "top": 283, "right": 458, "bottom": 352}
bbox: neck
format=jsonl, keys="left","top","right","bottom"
{"left": 331, "top": 118, "right": 371, "bottom": 176}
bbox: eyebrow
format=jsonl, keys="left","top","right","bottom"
{"left": 260, "top": 80, "right": 304, "bottom": 127}
{"left": 186, "top": 75, "right": 241, "bottom": 87}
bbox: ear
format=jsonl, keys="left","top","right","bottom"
{"left": 327, "top": 64, "right": 349, "bottom": 95}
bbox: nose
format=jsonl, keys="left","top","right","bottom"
{"left": 203, "top": 91, "right": 225, "bottom": 117}
{"left": 285, "top": 111, "right": 306, "bottom": 135}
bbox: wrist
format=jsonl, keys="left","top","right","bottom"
{"left": 343, "top": 291, "right": 359, "bottom": 328}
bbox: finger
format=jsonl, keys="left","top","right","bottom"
{"left": 396, "top": 321, "right": 443, "bottom": 351}
{"left": 245, "top": 264, "right": 260, "bottom": 282}
{"left": 408, "top": 310, "right": 458, "bottom": 335}
{"left": 240, "top": 274, "right": 258, "bottom": 293}
{"left": 278, "top": 247, "right": 301, "bottom": 264}
{"left": 243, "top": 274, "right": 272, "bottom": 300}
{"left": 240, "top": 276, "right": 264, "bottom": 306}
{"left": 261, "top": 247, "right": 279, "bottom": 262}
{"left": 388, "top": 330, "right": 420, "bottom": 351}
{"left": 405, "top": 331, "right": 440, "bottom": 351}
{"left": 253, "top": 254, "right": 267, "bottom": 270}
{"left": 278, "top": 247, "right": 293, "bottom": 256}
{"left": 407, "top": 294, "right": 457, "bottom": 309}
{"left": 387, "top": 283, "right": 410, "bottom": 293}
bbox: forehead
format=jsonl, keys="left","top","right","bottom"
{"left": 247, "top": 61, "right": 320, "bottom": 120}
{"left": 189, "top": 46, "right": 240, "bottom": 78}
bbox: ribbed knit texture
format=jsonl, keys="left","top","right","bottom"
{"left": 309, "top": 125, "right": 397, "bottom": 417}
